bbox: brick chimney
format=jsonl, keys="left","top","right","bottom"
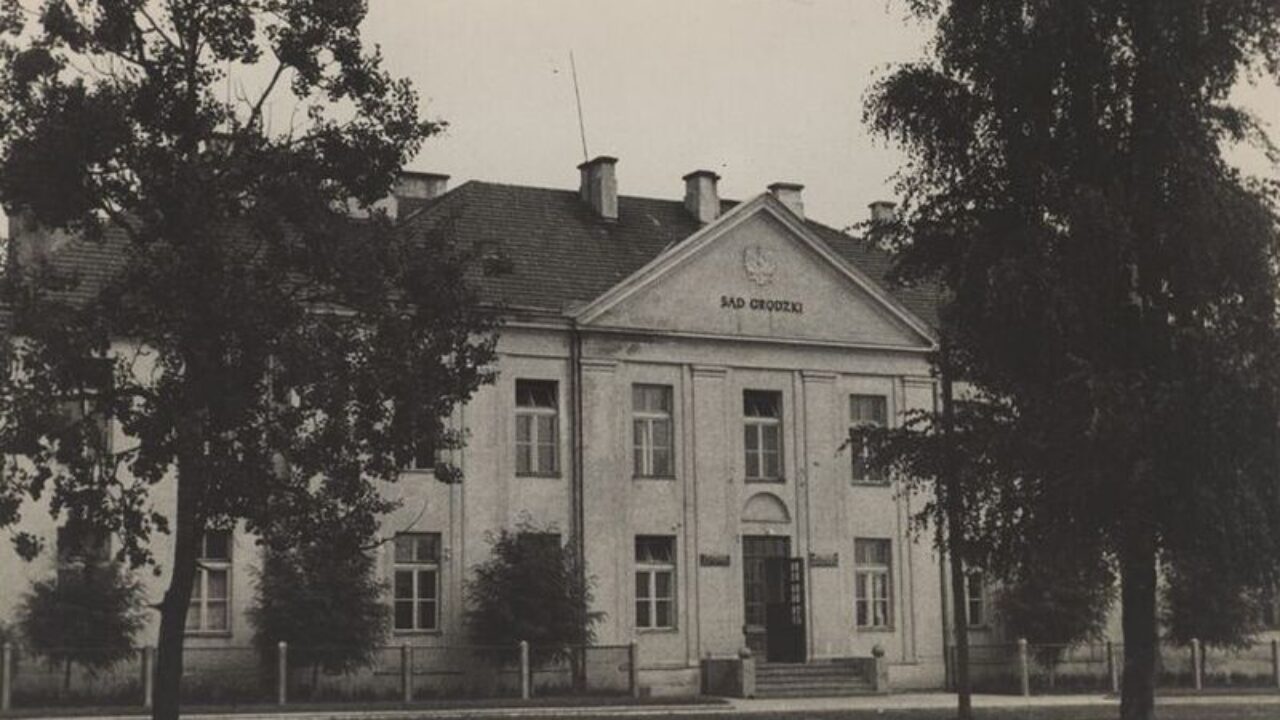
{"left": 396, "top": 171, "right": 450, "bottom": 201}
{"left": 768, "top": 182, "right": 804, "bottom": 220}
{"left": 869, "top": 200, "right": 897, "bottom": 224}
{"left": 361, "top": 171, "right": 450, "bottom": 220}
{"left": 578, "top": 156, "right": 618, "bottom": 221}
{"left": 682, "top": 170, "right": 721, "bottom": 224}
{"left": 7, "top": 209, "right": 73, "bottom": 272}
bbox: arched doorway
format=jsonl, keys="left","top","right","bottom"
{"left": 741, "top": 493, "right": 805, "bottom": 663}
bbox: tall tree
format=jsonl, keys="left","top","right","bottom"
{"left": 0, "top": 3, "right": 495, "bottom": 719}
{"left": 865, "top": 2, "right": 1280, "bottom": 718}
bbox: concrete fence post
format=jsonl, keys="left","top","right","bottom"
{"left": 1272, "top": 639, "right": 1279, "bottom": 689}
{"left": 401, "top": 643, "right": 412, "bottom": 704}
{"left": 142, "top": 646, "right": 154, "bottom": 708}
{"left": 277, "top": 641, "right": 287, "bottom": 706}
{"left": 519, "top": 641, "right": 530, "bottom": 700}
{"left": 1107, "top": 641, "right": 1119, "bottom": 695}
{"left": 2, "top": 642, "right": 12, "bottom": 712}
{"left": 629, "top": 641, "right": 640, "bottom": 699}
{"left": 1191, "top": 639, "right": 1202, "bottom": 691}
{"left": 1017, "top": 638, "right": 1030, "bottom": 697}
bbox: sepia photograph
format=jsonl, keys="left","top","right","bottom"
{"left": 0, "top": 2, "right": 1278, "bottom": 720}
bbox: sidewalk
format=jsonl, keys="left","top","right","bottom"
{"left": 18, "top": 691, "right": 1280, "bottom": 720}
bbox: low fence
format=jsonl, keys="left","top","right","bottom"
{"left": 951, "top": 639, "right": 1280, "bottom": 696}
{"left": 0, "top": 641, "right": 639, "bottom": 711}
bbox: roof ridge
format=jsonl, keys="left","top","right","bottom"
{"left": 419, "top": 179, "right": 858, "bottom": 236}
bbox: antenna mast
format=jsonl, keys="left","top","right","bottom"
{"left": 570, "top": 50, "right": 590, "bottom": 162}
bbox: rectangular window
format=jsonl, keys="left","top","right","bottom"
{"left": 516, "top": 380, "right": 559, "bottom": 475}
{"left": 393, "top": 532, "right": 441, "bottom": 632}
{"left": 965, "top": 571, "right": 986, "bottom": 627}
{"left": 187, "top": 530, "right": 232, "bottom": 633}
{"left": 850, "top": 395, "right": 888, "bottom": 484}
{"left": 633, "top": 385, "right": 674, "bottom": 477}
{"left": 743, "top": 390, "right": 783, "bottom": 481}
{"left": 56, "top": 522, "right": 111, "bottom": 566}
{"left": 56, "top": 520, "right": 110, "bottom": 585}
{"left": 1263, "top": 587, "right": 1280, "bottom": 629}
{"left": 59, "top": 357, "right": 113, "bottom": 456}
{"left": 635, "top": 536, "right": 676, "bottom": 630}
{"left": 854, "top": 538, "right": 893, "bottom": 629}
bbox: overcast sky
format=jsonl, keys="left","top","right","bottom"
{"left": 367, "top": 0, "right": 936, "bottom": 229}
{"left": 2, "top": 1, "right": 1277, "bottom": 233}
{"left": 366, "top": 0, "right": 1278, "bottom": 229}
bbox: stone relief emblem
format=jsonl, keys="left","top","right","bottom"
{"left": 743, "top": 245, "right": 777, "bottom": 286}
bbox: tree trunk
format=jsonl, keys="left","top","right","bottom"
{"left": 941, "top": 352, "right": 973, "bottom": 720}
{"left": 1120, "top": 529, "right": 1158, "bottom": 720}
{"left": 152, "top": 474, "right": 202, "bottom": 720}
{"left": 946, "top": 533, "right": 973, "bottom": 718}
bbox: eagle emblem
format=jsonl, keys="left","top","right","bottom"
{"left": 743, "top": 245, "right": 776, "bottom": 286}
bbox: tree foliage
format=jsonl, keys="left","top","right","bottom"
{"left": 864, "top": 2, "right": 1280, "bottom": 718}
{"left": 247, "top": 532, "right": 389, "bottom": 684}
{"left": 18, "top": 563, "right": 145, "bottom": 691}
{"left": 0, "top": 2, "right": 495, "bottom": 718}
{"left": 466, "top": 520, "right": 601, "bottom": 666}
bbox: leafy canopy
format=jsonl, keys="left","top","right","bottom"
{"left": 0, "top": 0, "right": 496, "bottom": 567}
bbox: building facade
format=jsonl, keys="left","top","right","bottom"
{"left": 1, "top": 157, "right": 958, "bottom": 695}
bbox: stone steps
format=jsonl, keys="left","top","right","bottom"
{"left": 754, "top": 661, "right": 877, "bottom": 698}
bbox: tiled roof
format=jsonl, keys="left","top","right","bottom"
{"left": 398, "top": 181, "right": 938, "bottom": 326}
{"left": 28, "top": 180, "right": 938, "bottom": 329}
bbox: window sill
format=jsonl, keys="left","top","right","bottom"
{"left": 634, "top": 475, "right": 677, "bottom": 481}
{"left": 393, "top": 629, "right": 443, "bottom": 636}
{"left": 856, "top": 626, "right": 896, "bottom": 633}
{"left": 744, "top": 477, "right": 785, "bottom": 484}
{"left": 516, "top": 473, "right": 562, "bottom": 479}
{"left": 184, "top": 631, "right": 233, "bottom": 639}
{"left": 637, "top": 627, "right": 680, "bottom": 634}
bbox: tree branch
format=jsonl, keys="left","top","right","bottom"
{"left": 245, "top": 60, "right": 287, "bottom": 132}
{"left": 139, "top": 4, "right": 180, "bottom": 54}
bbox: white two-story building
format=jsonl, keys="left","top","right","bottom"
{"left": 1, "top": 156, "right": 958, "bottom": 696}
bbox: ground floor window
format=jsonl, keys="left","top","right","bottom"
{"left": 187, "top": 530, "right": 231, "bottom": 633}
{"left": 965, "top": 571, "right": 986, "bottom": 627}
{"left": 635, "top": 536, "right": 676, "bottom": 630}
{"left": 854, "top": 538, "right": 892, "bottom": 629}
{"left": 394, "top": 532, "right": 441, "bottom": 632}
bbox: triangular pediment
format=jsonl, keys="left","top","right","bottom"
{"left": 575, "top": 195, "right": 935, "bottom": 350}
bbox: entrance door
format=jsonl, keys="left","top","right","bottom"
{"left": 743, "top": 536, "right": 806, "bottom": 662}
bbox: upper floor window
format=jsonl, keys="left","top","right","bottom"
{"left": 59, "top": 357, "right": 113, "bottom": 456}
{"left": 854, "top": 538, "right": 893, "bottom": 629}
{"left": 743, "top": 390, "right": 783, "bottom": 481}
{"left": 633, "top": 385, "right": 674, "bottom": 477}
{"left": 56, "top": 522, "right": 111, "bottom": 566}
{"left": 56, "top": 519, "right": 110, "bottom": 585}
{"left": 635, "top": 536, "right": 676, "bottom": 630}
{"left": 393, "top": 532, "right": 441, "bottom": 632}
{"left": 515, "top": 380, "right": 559, "bottom": 476}
{"left": 187, "top": 530, "right": 232, "bottom": 634}
{"left": 397, "top": 409, "right": 439, "bottom": 472}
{"left": 850, "top": 395, "right": 888, "bottom": 485}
